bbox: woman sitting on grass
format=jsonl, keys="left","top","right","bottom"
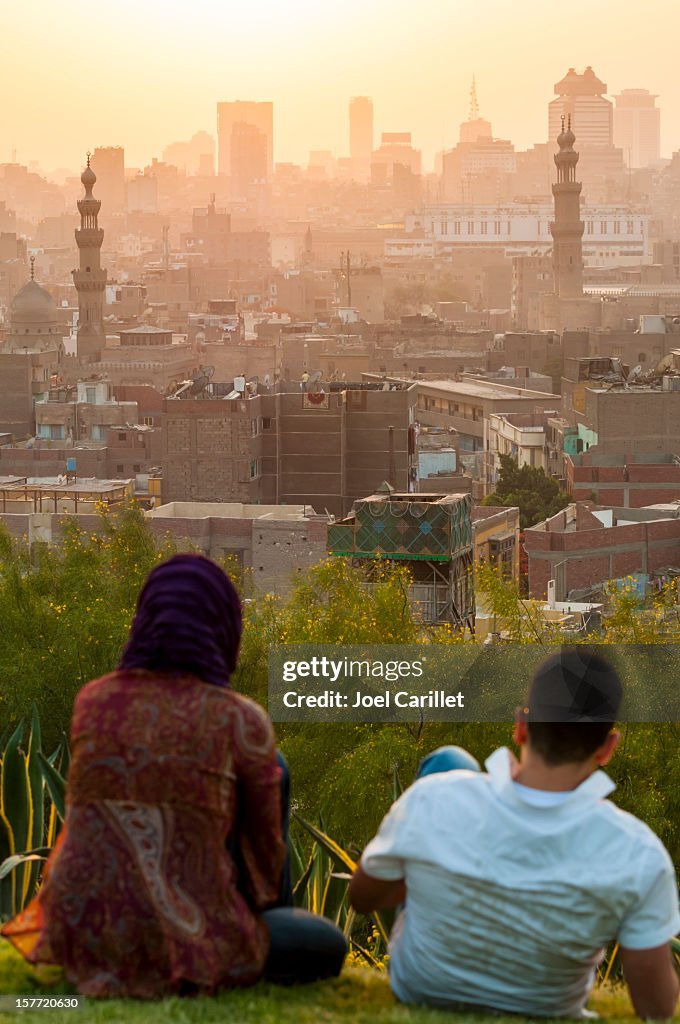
{"left": 2, "top": 554, "right": 347, "bottom": 998}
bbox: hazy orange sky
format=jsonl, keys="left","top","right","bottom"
{"left": 3, "top": 0, "right": 679, "bottom": 174}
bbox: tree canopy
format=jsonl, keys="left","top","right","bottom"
{"left": 483, "top": 453, "right": 571, "bottom": 530}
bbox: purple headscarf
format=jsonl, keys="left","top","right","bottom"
{"left": 119, "top": 554, "right": 243, "bottom": 687}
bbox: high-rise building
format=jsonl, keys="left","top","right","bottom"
{"left": 613, "top": 89, "right": 661, "bottom": 168}
{"left": 73, "top": 155, "right": 107, "bottom": 360}
{"left": 550, "top": 118, "right": 584, "bottom": 298}
{"left": 230, "top": 122, "right": 268, "bottom": 196}
{"left": 548, "top": 67, "right": 612, "bottom": 148}
{"left": 216, "top": 101, "right": 273, "bottom": 178}
{"left": 89, "top": 146, "right": 125, "bottom": 213}
{"left": 349, "top": 96, "right": 373, "bottom": 180}
{"left": 459, "top": 76, "right": 492, "bottom": 145}
{"left": 548, "top": 67, "right": 626, "bottom": 200}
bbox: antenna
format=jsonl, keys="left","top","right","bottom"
{"left": 469, "top": 75, "right": 479, "bottom": 121}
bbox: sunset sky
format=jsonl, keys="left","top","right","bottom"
{"left": 3, "top": 0, "right": 679, "bottom": 174}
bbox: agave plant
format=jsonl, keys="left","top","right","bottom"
{"left": 0, "top": 710, "right": 67, "bottom": 921}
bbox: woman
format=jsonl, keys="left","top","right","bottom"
{"left": 2, "top": 554, "right": 346, "bottom": 997}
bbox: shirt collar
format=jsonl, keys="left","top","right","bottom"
{"left": 485, "top": 747, "right": 616, "bottom": 804}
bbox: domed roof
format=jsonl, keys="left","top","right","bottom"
{"left": 81, "top": 164, "right": 96, "bottom": 190}
{"left": 10, "top": 279, "right": 58, "bottom": 325}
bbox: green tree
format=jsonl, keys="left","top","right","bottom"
{"left": 483, "top": 453, "right": 570, "bottom": 529}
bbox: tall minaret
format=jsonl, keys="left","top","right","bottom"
{"left": 73, "top": 153, "right": 107, "bottom": 359}
{"left": 550, "top": 116, "right": 584, "bottom": 298}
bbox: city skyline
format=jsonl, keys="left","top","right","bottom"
{"left": 2, "top": 0, "right": 679, "bottom": 174}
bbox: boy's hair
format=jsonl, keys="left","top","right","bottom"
{"left": 524, "top": 649, "right": 622, "bottom": 765}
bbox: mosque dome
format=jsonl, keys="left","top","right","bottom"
{"left": 9, "top": 278, "right": 58, "bottom": 325}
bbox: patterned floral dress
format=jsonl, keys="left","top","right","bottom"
{"left": 1, "top": 670, "right": 286, "bottom": 998}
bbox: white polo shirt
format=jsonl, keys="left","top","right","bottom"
{"left": 361, "top": 747, "right": 680, "bottom": 1017}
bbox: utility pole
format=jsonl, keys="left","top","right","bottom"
{"left": 342, "top": 250, "right": 352, "bottom": 307}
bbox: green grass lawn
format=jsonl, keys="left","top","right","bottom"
{"left": 0, "top": 939, "right": 654, "bottom": 1024}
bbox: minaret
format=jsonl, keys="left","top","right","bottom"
{"left": 550, "top": 116, "right": 584, "bottom": 298}
{"left": 73, "top": 153, "right": 107, "bottom": 359}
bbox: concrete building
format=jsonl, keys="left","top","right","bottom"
{"left": 146, "top": 501, "right": 329, "bottom": 596}
{"left": 0, "top": 349, "right": 61, "bottom": 437}
{"left": 349, "top": 96, "right": 373, "bottom": 181}
{"left": 412, "top": 378, "right": 558, "bottom": 453}
{"left": 549, "top": 67, "right": 612, "bottom": 149}
{"left": 217, "top": 101, "right": 273, "bottom": 179}
{"left": 35, "top": 379, "right": 138, "bottom": 443}
{"left": 613, "top": 89, "right": 660, "bottom": 169}
{"left": 472, "top": 504, "right": 521, "bottom": 584}
{"left": 400, "top": 203, "right": 647, "bottom": 266}
{"left": 547, "top": 68, "right": 625, "bottom": 198}
{"left": 484, "top": 412, "right": 553, "bottom": 493}
{"left": 89, "top": 147, "right": 125, "bottom": 213}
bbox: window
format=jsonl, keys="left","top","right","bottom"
{"left": 453, "top": 221, "right": 461, "bottom": 235}
{"left": 467, "top": 221, "right": 474, "bottom": 234}
{"left": 91, "top": 425, "right": 106, "bottom": 441}
{"left": 586, "top": 221, "right": 594, "bottom": 234}
{"left": 116, "top": 464, "right": 124, "bottom": 473}
{"left": 85, "top": 387, "right": 96, "bottom": 403}
{"left": 613, "top": 222, "right": 620, "bottom": 234}
{"left": 262, "top": 417, "right": 272, "bottom": 430}
{"left": 480, "top": 222, "right": 488, "bottom": 235}
{"left": 600, "top": 221, "right": 607, "bottom": 233}
{"left": 627, "top": 220, "right": 634, "bottom": 233}
{"left": 133, "top": 463, "right": 141, "bottom": 473}
{"left": 118, "top": 432, "right": 127, "bottom": 441}
{"left": 250, "top": 459, "right": 259, "bottom": 480}
{"left": 494, "top": 221, "right": 501, "bottom": 235}
{"left": 143, "top": 416, "right": 154, "bottom": 427}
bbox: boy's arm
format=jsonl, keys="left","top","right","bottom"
{"left": 348, "top": 863, "right": 406, "bottom": 913}
{"left": 619, "top": 943, "right": 679, "bottom": 1021}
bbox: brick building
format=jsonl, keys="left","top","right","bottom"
{"left": 524, "top": 501, "right": 680, "bottom": 599}
{"left": 162, "top": 379, "right": 418, "bottom": 517}
{"left": 567, "top": 451, "right": 680, "bottom": 507}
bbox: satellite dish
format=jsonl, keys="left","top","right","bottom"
{"left": 189, "top": 371, "right": 209, "bottom": 395}
{"left": 627, "top": 364, "right": 643, "bottom": 382}
{"left": 308, "top": 370, "right": 323, "bottom": 393}
{"left": 653, "top": 353, "right": 674, "bottom": 378}
{"left": 203, "top": 365, "right": 215, "bottom": 378}
{"left": 263, "top": 374, "right": 272, "bottom": 388}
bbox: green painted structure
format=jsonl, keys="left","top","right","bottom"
{"left": 328, "top": 489, "right": 475, "bottom": 629}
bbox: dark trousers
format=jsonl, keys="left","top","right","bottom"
{"left": 261, "top": 752, "right": 347, "bottom": 984}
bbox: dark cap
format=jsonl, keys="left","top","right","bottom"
{"left": 524, "top": 648, "right": 623, "bottom": 723}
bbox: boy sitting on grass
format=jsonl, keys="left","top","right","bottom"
{"left": 350, "top": 649, "right": 679, "bottom": 1020}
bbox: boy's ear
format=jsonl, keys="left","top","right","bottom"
{"left": 513, "top": 719, "right": 529, "bottom": 747}
{"left": 594, "top": 729, "right": 620, "bottom": 766}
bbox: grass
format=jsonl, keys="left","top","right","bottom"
{"left": 0, "top": 939, "right": 652, "bottom": 1024}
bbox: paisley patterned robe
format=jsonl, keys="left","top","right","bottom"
{"left": 2, "top": 670, "right": 285, "bottom": 998}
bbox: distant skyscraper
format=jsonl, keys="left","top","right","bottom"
{"left": 613, "top": 89, "right": 660, "bottom": 168}
{"left": 73, "top": 155, "right": 107, "bottom": 359}
{"left": 550, "top": 118, "right": 584, "bottom": 299}
{"left": 89, "top": 146, "right": 125, "bottom": 212}
{"left": 459, "top": 76, "right": 492, "bottom": 144}
{"left": 230, "top": 121, "right": 268, "bottom": 196}
{"left": 548, "top": 67, "right": 612, "bottom": 149}
{"left": 217, "top": 101, "right": 273, "bottom": 178}
{"left": 349, "top": 96, "right": 373, "bottom": 180}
